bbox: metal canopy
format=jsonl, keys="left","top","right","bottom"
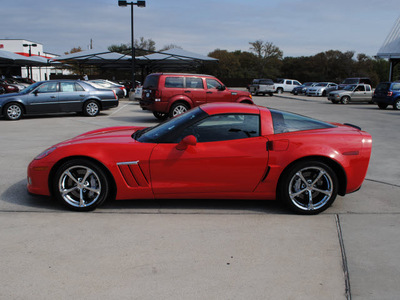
{"left": 52, "top": 48, "right": 218, "bottom": 71}
{"left": 377, "top": 15, "right": 400, "bottom": 59}
{"left": 0, "top": 50, "right": 49, "bottom": 66}
{"left": 377, "top": 15, "right": 400, "bottom": 81}
{"left": 136, "top": 48, "right": 218, "bottom": 71}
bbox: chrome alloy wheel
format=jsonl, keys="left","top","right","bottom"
{"left": 6, "top": 104, "right": 22, "bottom": 120}
{"left": 58, "top": 165, "right": 101, "bottom": 208}
{"left": 85, "top": 102, "right": 99, "bottom": 116}
{"left": 288, "top": 166, "right": 333, "bottom": 211}
{"left": 172, "top": 104, "right": 188, "bottom": 117}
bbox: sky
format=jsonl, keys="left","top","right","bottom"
{"left": 1, "top": 0, "right": 399, "bottom": 58}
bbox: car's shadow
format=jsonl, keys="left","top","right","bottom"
{"left": 1, "top": 179, "right": 287, "bottom": 215}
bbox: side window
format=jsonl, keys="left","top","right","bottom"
{"left": 180, "top": 114, "right": 260, "bottom": 142}
{"left": 355, "top": 85, "right": 365, "bottom": 92}
{"left": 271, "top": 110, "right": 335, "bottom": 134}
{"left": 206, "top": 78, "right": 222, "bottom": 89}
{"left": 185, "top": 77, "right": 203, "bottom": 89}
{"left": 392, "top": 83, "right": 400, "bottom": 91}
{"left": 366, "top": 86, "right": 371, "bottom": 92}
{"left": 60, "top": 82, "right": 76, "bottom": 92}
{"left": 75, "top": 83, "right": 85, "bottom": 91}
{"left": 36, "top": 82, "right": 58, "bottom": 93}
{"left": 286, "top": 80, "right": 292, "bottom": 85}
{"left": 165, "top": 77, "right": 184, "bottom": 88}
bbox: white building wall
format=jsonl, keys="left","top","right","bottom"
{"left": 0, "top": 39, "right": 68, "bottom": 81}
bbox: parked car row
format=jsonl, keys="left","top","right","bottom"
{"left": 0, "top": 80, "right": 119, "bottom": 120}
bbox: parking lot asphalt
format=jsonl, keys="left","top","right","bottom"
{"left": 1, "top": 94, "right": 399, "bottom": 299}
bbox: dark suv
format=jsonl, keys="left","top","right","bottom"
{"left": 140, "top": 73, "right": 253, "bottom": 120}
{"left": 338, "top": 77, "right": 371, "bottom": 90}
{"left": 372, "top": 81, "right": 400, "bottom": 110}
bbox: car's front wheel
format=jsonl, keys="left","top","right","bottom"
{"left": 341, "top": 96, "right": 350, "bottom": 104}
{"left": 53, "top": 159, "right": 110, "bottom": 211}
{"left": 279, "top": 160, "right": 338, "bottom": 215}
{"left": 169, "top": 102, "right": 189, "bottom": 118}
{"left": 4, "top": 103, "right": 23, "bottom": 120}
{"left": 83, "top": 100, "right": 100, "bottom": 116}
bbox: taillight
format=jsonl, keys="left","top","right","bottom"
{"left": 388, "top": 91, "right": 393, "bottom": 96}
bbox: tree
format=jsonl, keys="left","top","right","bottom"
{"left": 249, "top": 40, "right": 283, "bottom": 78}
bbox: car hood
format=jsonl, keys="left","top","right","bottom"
{"left": 0, "top": 92, "right": 21, "bottom": 99}
{"left": 55, "top": 126, "right": 146, "bottom": 146}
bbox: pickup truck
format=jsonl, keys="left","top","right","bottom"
{"left": 327, "top": 84, "right": 373, "bottom": 104}
{"left": 274, "top": 79, "right": 302, "bottom": 93}
{"left": 248, "top": 79, "right": 275, "bottom": 96}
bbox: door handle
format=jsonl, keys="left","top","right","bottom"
{"left": 50, "top": 96, "right": 56, "bottom": 98}
{"left": 184, "top": 90, "right": 191, "bottom": 93}
{"left": 206, "top": 91, "right": 212, "bottom": 94}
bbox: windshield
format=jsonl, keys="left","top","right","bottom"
{"left": 343, "top": 85, "right": 356, "bottom": 91}
{"left": 315, "top": 83, "right": 327, "bottom": 87}
{"left": 20, "top": 82, "right": 43, "bottom": 94}
{"left": 136, "top": 107, "right": 208, "bottom": 143}
{"left": 342, "top": 79, "right": 358, "bottom": 84}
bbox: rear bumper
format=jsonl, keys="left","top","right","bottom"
{"left": 139, "top": 99, "right": 168, "bottom": 113}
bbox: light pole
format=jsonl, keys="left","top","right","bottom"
{"left": 23, "top": 43, "right": 37, "bottom": 80}
{"left": 118, "top": 0, "right": 146, "bottom": 91}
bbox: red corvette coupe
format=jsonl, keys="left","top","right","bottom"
{"left": 27, "top": 103, "right": 372, "bottom": 214}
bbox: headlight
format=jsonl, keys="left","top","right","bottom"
{"left": 35, "top": 147, "right": 57, "bottom": 160}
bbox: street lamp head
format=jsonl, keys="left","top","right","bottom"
{"left": 118, "top": 0, "right": 127, "bottom": 6}
{"left": 137, "top": 1, "right": 146, "bottom": 7}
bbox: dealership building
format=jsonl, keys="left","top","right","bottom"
{"left": 0, "top": 39, "right": 66, "bottom": 81}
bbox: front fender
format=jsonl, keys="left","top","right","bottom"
{"left": 235, "top": 97, "right": 254, "bottom": 104}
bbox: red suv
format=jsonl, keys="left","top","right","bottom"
{"left": 140, "top": 73, "right": 253, "bottom": 119}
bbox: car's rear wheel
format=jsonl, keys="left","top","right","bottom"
{"left": 378, "top": 103, "right": 388, "bottom": 109}
{"left": 53, "top": 159, "right": 110, "bottom": 211}
{"left": 169, "top": 102, "right": 189, "bottom": 118}
{"left": 83, "top": 100, "right": 100, "bottom": 116}
{"left": 341, "top": 96, "right": 350, "bottom": 104}
{"left": 279, "top": 160, "right": 338, "bottom": 215}
{"left": 277, "top": 88, "right": 283, "bottom": 94}
{"left": 4, "top": 103, "right": 23, "bottom": 120}
{"left": 393, "top": 99, "right": 400, "bottom": 110}
{"left": 153, "top": 111, "right": 168, "bottom": 120}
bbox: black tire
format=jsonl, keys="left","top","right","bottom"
{"left": 169, "top": 102, "right": 189, "bottom": 118}
{"left": 341, "top": 96, "right": 350, "bottom": 104}
{"left": 53, "top": 159, "right": 110, "bottom": 211}
{"left": 269, "top": 93, "right": 273, "bottom": 96}
{"left": 322, "top": 91, "right": 327, "bottom": 97}
{"left": 4, "top": 103, "right": 23, "bottom": 120}
{"left": 393, "top": 99, "right": 400, "bottom": 110}
{"left": 331, "top": 100, "right": 339, "bottom": 104}
{"left": 83, "top": 100, "right": 100, "bottom": 116}
{"left": 153, "top": 111, "right": 168, "bottom": 120}
{"left": 378, "top": 103, "right": 388, "bottom": 109}
{"left": 278, "top": 160, "right": 338, "bottom": 215}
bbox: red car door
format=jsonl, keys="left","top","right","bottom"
{"left": 150, "top": 137, "right": 269, "bottom": 196}
{"left": 149, "top": 112, "right": 269, "bottom": 196}
{"left": 205, "top": 78, "right": 232, "bottom": 103}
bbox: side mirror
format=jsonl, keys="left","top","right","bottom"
{"left": 33, "top": 90, "right": 39, "bottom": 96}
{"left": 176, "top": 135, "right": 197, "bottom": 151}
{"left": 217, "top": 85, "right": 226, "bottom": 91}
